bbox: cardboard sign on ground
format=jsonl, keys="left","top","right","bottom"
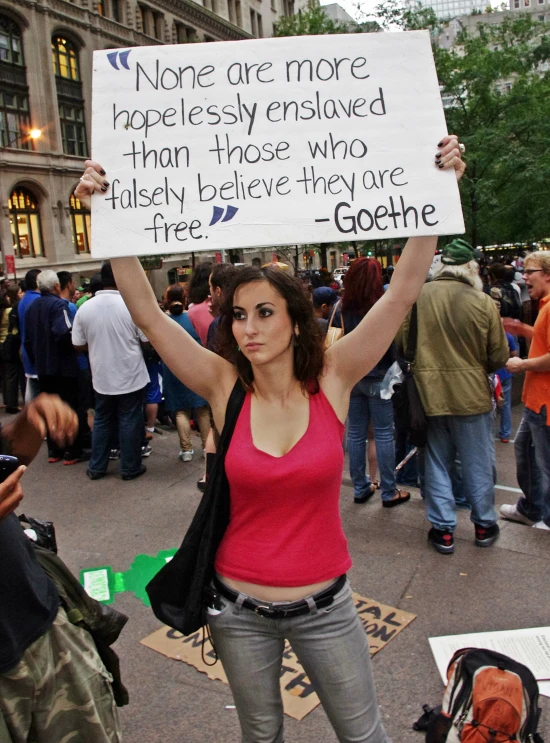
{"left": 141, "top": 593, "right": 416, "bottom": 720}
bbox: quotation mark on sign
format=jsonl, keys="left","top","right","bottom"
{"left": 209, "top": 205, "right": 239, "bottom": 226}
{"left": 107, "top": 50, "right": 132, "bottom": 70}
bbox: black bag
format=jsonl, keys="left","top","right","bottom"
{"left": 499, "top": 282, "right": 522, "bottom": 320}
{"left": 2, "top": 310, "right": 21, "bottom": 362}
{"left": 146, "top": 379, "right": 246, "bottom": 635}
{"left": 33, "top": 544, "right": 130, "bottom": 707}
{"left": 393, "top": 303, "right": 428, "bottom": 448}
{"left": 18, "top": 514, "right": 58, "bottom": 553}
{"left": 418, "top": 647, "right": 544, "bottom": 743}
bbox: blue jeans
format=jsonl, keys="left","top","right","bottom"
{"left": 514, "top": 406, "right": 550, "bottom": 526}
{"left": 499, "top": 377, "right": 513, "bottom": 440}
{"left": 208, "top": 579, "right": 390, "bottom": 743}
{"left": 89, "top": 387, "right": 145, "bottom": 477}
{"left": 424, "top": 412, "right": 497, "bottom": 531}
{"left": 347, "top": 380, "right": 396, "bottom": 502}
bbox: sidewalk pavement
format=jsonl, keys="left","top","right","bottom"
{"left": 11, "top": 403, "right": 549, "bottom": 742}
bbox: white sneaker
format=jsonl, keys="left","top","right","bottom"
{"left": 499, "top": 504, "right": 535, "bottom": 526}
{"left": 533, "top": 521, "right": 550, "bottom": 531}
{"left": 179, "top": 450, "right": 193, "bottom": 462}
{"left": 141, "top": 445, "right": 153, "bottom": 458}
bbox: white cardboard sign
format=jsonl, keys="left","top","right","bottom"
{"left": 91, "top": 31, "right": 464, "bottom": 258}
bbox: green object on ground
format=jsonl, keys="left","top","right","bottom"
{"left": 79, "top": 549, "right": 177, "bottom": 606}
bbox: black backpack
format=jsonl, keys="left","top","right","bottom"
{"left": 415, "top": 648, "right": 544, "bottom": 743}
{"left": 498, "top": 283, "right": 522, "bottom": 320}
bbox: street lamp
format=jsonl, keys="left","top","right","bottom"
{"left": 1, "top": 128, "right": 41, "bottom": 149}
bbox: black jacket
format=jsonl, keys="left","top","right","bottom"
{"left": 24, "top": 292, "right": 79, "bottom": 377}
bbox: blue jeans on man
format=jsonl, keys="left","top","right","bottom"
{"left": 499, "top": 377, "right": 513, "bottom": 440}
{"left": 347, "top": 379, "right": 396, "bottom": 502}
{"left": 513, "top": 406, "right": 550, "bottom": 527}
{"left": 424, "top": 411, "right": 497, "bottom": 532}
{"left": 88, "top": 387, "right": 146, "bottom": 478}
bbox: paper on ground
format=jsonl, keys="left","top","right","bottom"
{"left": 429, "top": 627, "right": 550, "bottom": 697}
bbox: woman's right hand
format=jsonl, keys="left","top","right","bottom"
{"left": 74, "top": 160, "right": 109, "bottom": 210}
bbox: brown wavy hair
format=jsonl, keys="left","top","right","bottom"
{"left": 217, "top": 266, "right": 324, "bottom": 393}
{"left": 341, "top": 257, "right": 383, "bottom": 315}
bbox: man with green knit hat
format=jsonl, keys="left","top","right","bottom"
{"left": 399, "top": 238, "right": 509, "bottom": 554}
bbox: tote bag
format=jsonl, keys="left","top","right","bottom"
{"left": 146, "top": 379, "right": 246, "bottom": 635}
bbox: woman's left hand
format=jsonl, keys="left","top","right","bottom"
{"left": 436, "top": 135, "right": 466, "bottom": 182}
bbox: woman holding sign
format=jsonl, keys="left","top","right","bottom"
{"left": 76, "top": 135, "right": 464, "bottom": 743}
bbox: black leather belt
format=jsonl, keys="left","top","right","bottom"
{"left": 212, "top": 574, "right": 347, "bottom": 620}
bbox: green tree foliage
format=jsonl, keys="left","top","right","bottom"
{"left": 372, "top": 1, "right": 550, "bottom": 247}
{"left": 273, "top": 4, "right": 380, "bottom": 39}
{"left": 277, "top": 0, "right": 550, "bottom": 249}
{"left": 436, "top": 16, "right": 550, "bottom": 247}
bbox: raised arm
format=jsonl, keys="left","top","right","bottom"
{"left": 326, "top": 136, "right": 466, "bottom": 391}
{"left": 74, "top": 164, "right": 237, "bottom": 407}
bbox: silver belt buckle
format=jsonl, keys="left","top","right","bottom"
{"left": 254, "top": 605, "right": 273, "bottom": 617}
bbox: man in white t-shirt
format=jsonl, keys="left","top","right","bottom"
{"left": 72, "top": 262, "right": 149, "bottom": 481}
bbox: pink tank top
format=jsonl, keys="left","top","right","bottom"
{"left": 215, "top": 388, "right": 352, "bottom": 586}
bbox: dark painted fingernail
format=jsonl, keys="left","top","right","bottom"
{"left": 103, "top": 181, "right": 110, "bottom": 187}
{"left": 101, "top": 186, "right": 108, "bottom": 192}
{"left": 435, "top": 153, "right": 441, "bottom": 159}
{"left": 438, "top": 163, "right": 444, "bottom": 168}
{"left": 100, "top": 169, "right": 106, "bottom": 175}
{"left": 437, "top": 141, "right": 443, "bottom": 147}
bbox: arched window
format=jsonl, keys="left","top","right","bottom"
{"left": 51, "top": 36, "right": 79, "bottom": 81}
{"left": 8, "top": 187, "right": 44, "bottom": 258}
{"left": 69, "top": 193, "right": 90, "bottom": 254}
{"left": 0, "top": 15, "right": 24, "bottom": 65}
{"left": 0, "top": 16, "right": 31, "bottom": 149}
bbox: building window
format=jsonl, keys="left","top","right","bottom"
{"left": 514, "top": 0, "right": 520, "bottom": 6}
{"left": 112, "top": 0, "right": 121, "bottom": 22}
{"left": 52, "top": 36, "right": 88, "bottom": 157}
{"left": 0, "top": 89, "right": 30, "bottom": 148}
{"left": 249, "top": 9, "right": 263, "bottom": 36}
{"left": 175, "top": 23, "right": 195, "bottom": 43}
{"left": 0, "top": 16, "right": 31, "bottom": 149}
{"left": 52, "top": 36, "right": 79, "bottom": 81}
{"left": 228, "top": 0, "right": 237, "bottom": 24}
{"left": 154, "top": 12, "right": 164, "bottom": 40}
{"left": 8, "top": 187, "right": 44, "bottom": 258}
{"left": 59, "top": 102, "right": 87, "bottom": 156}
{"left": 69, "top": 193, "right": 90, "bottom": 254}
{"left": 282, "top": 0, "right": 294, "bottom": 15}
{"left": 0, "top": 16, "right": 23, "bottom": 65}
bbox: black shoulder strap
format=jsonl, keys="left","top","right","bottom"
{"left": 404, "top": 303, "right": 418, "bottom": 364}
{"left": 217, "top": 379, "right": 246, "bottom": 453}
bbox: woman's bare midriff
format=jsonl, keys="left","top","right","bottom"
{"left": 217, "top": 575, "right": 335, "bottom": 602}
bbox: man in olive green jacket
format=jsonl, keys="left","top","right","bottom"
{"left": 400, "top": 239, "right": 509, "bottom": 555}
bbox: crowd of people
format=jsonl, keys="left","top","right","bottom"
{"left": 1, "top": 135, "right": 549, "bottom": 742}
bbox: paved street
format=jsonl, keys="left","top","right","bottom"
{"left": 11, "top": 400, "right": 549, "bottom": 743}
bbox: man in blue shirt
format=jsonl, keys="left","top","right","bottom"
{"left": 17, "top": 269, "right": 41, "bottom": 403}
{"left": 57, "top": 271, "right": 92, "bottom": 452}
